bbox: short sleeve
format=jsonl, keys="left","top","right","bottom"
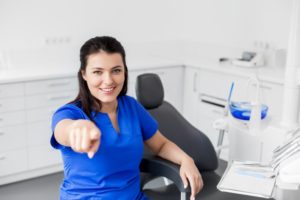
{"left": 134, "top": 100, "right": 158, "bottom": 141}
{"left": 50, "top": 104, "right": 86, "bottom": 149}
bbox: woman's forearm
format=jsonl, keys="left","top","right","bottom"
{"left": 157, "top": 140, "right": 194, "bottom": 165}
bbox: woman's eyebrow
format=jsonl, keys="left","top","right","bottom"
{"left": 91, "top": 67, "right": 104, "bottom": 70}
{"left": 112, "top": 66, "right": 123, "bottom": 69}
{"left": 91, "top": 66, "right": 122, "bottom": 70}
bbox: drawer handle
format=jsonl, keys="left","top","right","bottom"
{"left": 260, "top": 85, "right": 272, "bottom": 90}
{"left": 48, "top": 81, "right": 71, "bottom": 87}
{"left": 0, "top": 156, "right": 6, "bottom": 160}
{"left": 193, "top": 73, "right": 198, "bottom": 92}
{"left": 250, "top": 83, "right": 272, "bottom": 90}
{"left": 48, "top": 95, "right": 71, "bottom": 101}
{"left": 212, "top": 109, "right": 223, "bottom": 115}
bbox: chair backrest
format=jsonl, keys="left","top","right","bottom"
{"left": 136, "top": 73, "right": 218, "bottom": 171}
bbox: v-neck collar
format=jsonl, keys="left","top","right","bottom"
{"left": 91, "top": 98, "right": 121, "bottom": 135}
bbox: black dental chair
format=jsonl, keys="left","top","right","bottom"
{"left": 136, "top": 73, "right": 267, "bottom": 200}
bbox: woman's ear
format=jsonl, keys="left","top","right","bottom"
{"left": 81, "top": 70, "right": 87, "bottom": 81}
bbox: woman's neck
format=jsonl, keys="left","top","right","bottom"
{"left": 100, "top": 100, "right": 118, "bottom": 114}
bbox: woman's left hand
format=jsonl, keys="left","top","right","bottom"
{"left": 179, "top": 157, "right": 203, "bottom": 200}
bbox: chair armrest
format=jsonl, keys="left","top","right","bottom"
{"left": 140, "top": 155, "right": 191, "bottom": 194}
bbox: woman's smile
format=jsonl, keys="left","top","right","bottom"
{"left": 100, "top": 86, "right": 116, "bottom": 94}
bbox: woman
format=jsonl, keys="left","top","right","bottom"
{"left": 51, "top": 36, "right": 203, "bottom": 200}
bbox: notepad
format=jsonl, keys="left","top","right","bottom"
{"left": 217, "top": 161, "right": 276, "bottom": 198}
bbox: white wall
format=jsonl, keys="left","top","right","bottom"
{"left": 0, "top": 0, "right": 294, "bottom": 67}
{"left": 0, "top": 0, "right": 184, "bottom": 50}
{"left": 183, "top": 0, "right": 293, "bottom": 52}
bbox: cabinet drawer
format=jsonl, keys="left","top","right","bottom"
{"left": 0, "top": 97, "right": 25, "bottom": 113}
{"left": 25, "top": 90, "right": 76, "bottom": 109}
{"left": 198, "top": 70, "right": 247, "bottom": 102}
{"left": 197, "top": 101, "right": 224, "bottom": 148}
{"left": 0, "top": 149, "right": 27, "bottom": 176}
{"left": 28, "top": 145, "right": 62, "bottom": 169}
{"left": 0, "top": 125, "right": 27, "bottom": 152}
{"left": 27, "top": 121, "right": 52, "bottom": 146}
{"left": 26, "top": 106, "right": 57, "bottom": 123}
{"left": 0, "top": 111, "right": 26, "bottom": 127}
{"left": 25, "top": 77, "right": 77, "bottom": 95}
{"left": 0, "top": 83, "right": 24, "bottom": 98}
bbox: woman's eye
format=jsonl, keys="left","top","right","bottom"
{"left": 93, "top": 71, "right": 102, "bottom": 75}
{"left": 112, "top": 69, "right": 122, "bottom": 73}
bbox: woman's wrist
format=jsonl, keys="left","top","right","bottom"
{"left": 180, "top": 155, "right": 194, "bottom": 165}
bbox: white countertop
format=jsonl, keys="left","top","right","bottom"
{"left": 0, "top": 54, "right": 182, "bottom": 84}
{"left": 0, "top": 45, "right": 285, "bottom": 85}
{"left": 185, "top": 57, "right": 285, "bottom": 85}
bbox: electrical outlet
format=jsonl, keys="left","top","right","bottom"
{"left": 253, "top": 41, "right": 270, "bottom": 50}
{"left": 43, "top": 36, "right": 71, "bottom": 46}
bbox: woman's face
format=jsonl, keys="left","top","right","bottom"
{"left": 82, "top": 51, "right": 125, "bottom": 108}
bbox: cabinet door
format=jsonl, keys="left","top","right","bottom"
{"left": 149, "top": 66, "right": 184, "bottom": 112}
{"left": 0, "top": 125, "right": 27, "bottom": 152}
{"left": 25, "top": 77, "right": 77, "bottom": 95}
{"left": 197, "top": 69, "right": 247, "bottom": 102}
{"left": 0, "top": 149, "right": 27, "bottom": 176}
{"left": 128, "top": 66, "right": 184, "bottom": 112}
{"left": 182, "top": 67, "right": 200, "bottom": 127}
{"left": 0, "top": 83, "right": 24, "bottom": 98}
{"left": 0, "top": 111, "right": 26, "bottom": 127}
{"left": 28, "top": 145, "right": 62, "bottom": 169}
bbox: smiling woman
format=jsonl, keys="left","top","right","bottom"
{"left": 82, "top": 52, "right": 125, "bottom": 112}
{"left": 50, "top": 36, "right": 202, "bottom": 200}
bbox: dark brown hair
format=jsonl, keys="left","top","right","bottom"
{"left": 70, "top": 36, "right": 128, "bottom": 121}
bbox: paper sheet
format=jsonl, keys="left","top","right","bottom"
{"left": 217, "top": 161, "right": 276, "bottom": 198}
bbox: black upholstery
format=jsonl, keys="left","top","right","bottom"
{"left": 136, "top": 73, "right": 269, "bottom": 200}
{"left": 136, "top": 73, "right": 218, "bottom": 171}
{"left": 135, "top": 73, "right": 164, "bottom": 109}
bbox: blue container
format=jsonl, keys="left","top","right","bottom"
{"left": 229, "top": 101, "right": 268, "bottom": 121}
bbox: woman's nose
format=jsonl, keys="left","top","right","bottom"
{"left": 103, "top": 72, "right": 113, "bottom": 85}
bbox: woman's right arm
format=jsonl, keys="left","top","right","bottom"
{"left": 54, "top": 119, "right": 101, "bottom": 158}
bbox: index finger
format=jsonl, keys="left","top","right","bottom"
{"left": 90, "top": 128, "right": 100, "bottom": 140}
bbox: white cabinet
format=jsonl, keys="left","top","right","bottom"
{"left": 0, "top": 76, "right": 77, "bottom": 185}
{"left": 183, "top": 66, "right": 284, "bottom": 161}
{"left": 183, "top": 67, "right": 229, "bottom": 159}
{"left": 0, "top": 82, "right": 27, "bottom": 177}
{"left": 25, "top": 77, "right": 78, "bottom": 170}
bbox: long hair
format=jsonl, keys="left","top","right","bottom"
{"left": 70, "top": 36, "right": 128, "bottom": 121}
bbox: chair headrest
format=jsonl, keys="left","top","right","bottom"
{"left": 136, "top": 73, "right": 164, "bottom": 109}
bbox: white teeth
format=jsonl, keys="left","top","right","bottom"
{"left": 101, "top": 87, "right": 114, "bottom": 92}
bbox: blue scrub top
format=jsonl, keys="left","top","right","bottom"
{"left": 50, "top": 95, "right": 158, "bottom": 200}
